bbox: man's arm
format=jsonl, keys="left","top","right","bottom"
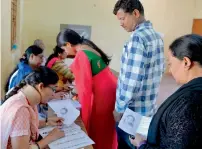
{"left": 115, "top": 35, "right": 146, "bottom": 113}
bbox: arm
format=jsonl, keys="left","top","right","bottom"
{"left": 138, "top": 94, "right": 202, "bottom": 149}
{"left": 39, "top": 117, "right": 64, "bottom": 129}
{"left": 10, "top": 108, "right": 64, "bottom": 149}
{"left": 11, "top": 128, "right": 64, "bottom": 149}
{"left": 39, "top": 119, "right": 47, "bottom": 129}
{"left": 52, "top": 61, "right": 74, "bottom": 80}
{"left": 115, "top": 35, "right": 146, "bottom": 113}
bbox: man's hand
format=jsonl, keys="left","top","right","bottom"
{"left": 113, "top": 110, "right": 123, "bottom": 122}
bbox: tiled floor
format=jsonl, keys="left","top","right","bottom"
{"left": 110, "top": 69, "right": 181, "bottom": 107}
{"left": 156, "top": 74, "right": 181, "bottom": 106}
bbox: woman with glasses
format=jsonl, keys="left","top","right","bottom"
{"left": 130, "top": 34, "right": 202, "bottom": 149}
{"left": 5, "top": 45, "right": 44, "bottom": 92}
{"left": 1, "top": 66, "right": 65, "bottom": 149}
{"left": 4, "top": 45, "right": 50, "bottom": 119}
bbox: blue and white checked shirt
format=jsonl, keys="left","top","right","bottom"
{"left": 116, "top": 21, "right": 165, "bottom": 116}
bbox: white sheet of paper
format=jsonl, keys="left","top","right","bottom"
{"left": 39, "top": 123, "right": 81, "bottom": 138}
{"left": 71, "top": 100, "right": 81, "bottom": 109}
{"left": 39, "top": 124, "right": 94, "bottom": 149}
{"left": 136, "top": 116, "right": 152, "bottom": 137}
{"left": 119, "top": 108, "right": 152, "bottom": 137}
{"left": 48, "top": 99, "right": 80, "bottom": 126}
{"left": 118, "top": 108, "right": 142, "bottom": 135}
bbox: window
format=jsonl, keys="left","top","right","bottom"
{"left": 11, "top": 0, "right": 17, "bottom": 47}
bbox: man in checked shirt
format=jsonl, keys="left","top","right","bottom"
{"left": 113, "top": 0, "right": 165, "bottom": 148}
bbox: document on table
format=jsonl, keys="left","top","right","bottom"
{"left": 48, "top": 99, "right": 80, "bottom": 126}
{"left": 70, "top": 100, "right": 81, "bottom": 109}
{"left": 39, "top": 123, "right": 81, "bottom": 138}
{"left": 118, "top": 108, "right": 152, "bottom": 137}
{"left": 39, "top": 123, "right": 95, "bottom": 149}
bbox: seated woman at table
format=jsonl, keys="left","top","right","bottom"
{"left": 1, "top": 66, "right": 65, "bottom": 149}
{"left": 56, "top": 29, "right": 117, "bottom": 149}
{"left": 5, "top": 45, "right": 43, "bottom": 92}
{"left": 46, "top": 46, "right": 74, "bottom": 91}
{"left": 130, "top": 34, "right": 202, "bottom": 149}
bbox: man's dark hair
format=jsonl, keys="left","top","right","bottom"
{"left": 113, "top": 0, "right": 144, "bottom": 15}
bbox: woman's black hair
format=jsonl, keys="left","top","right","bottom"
{"left": 82, "top": 39, "right": 111, "bottom": 65}
{"left": 57, "top": 29, "right": 111, "bottom": 65}
{"left": 4, "top": 45, "right": 43, "bottom": 93}
{"left": 57, "top": 29, "right": 82, "bottom": 47}
{"left": 169, "top": 34, "right": 202, "bottom": 66}
{"left": 45, "top": 46, "right": 65, "bottom": 66}
{"left": 3, "top": 66, "right": 59, "bottom": 103}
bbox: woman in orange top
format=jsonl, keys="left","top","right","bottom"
{"left": 46, "top": 46, "right": 74, "bottom": 91}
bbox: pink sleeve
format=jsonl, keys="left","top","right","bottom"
{"left": 10, "top": 107, "right": 30, "bottom": 137}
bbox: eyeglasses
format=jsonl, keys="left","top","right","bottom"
{"left": 48, "top": 86, "right": 56, "bottom": 93}
{"left": 37, "top": 54, "right": 44, "bottom": 59}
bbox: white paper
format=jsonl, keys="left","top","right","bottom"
{"left": 136, "top": 116, "right": 152, "bottom": 137}
{"left": 39, "top": 124, "right": 94, "bottom": 149}
{"left": 71, "top": 100, "right": 81, "bottom": 109}
{"left": 39, "top": 123, "right": 81, "bottom": 138}
{"left": 118, "top": 108, "right": 151, "bottom": 137}
{"left": 118, "top": 108, "right": 142, "bottom": 135}
{"left": 48, "top": 99, "right": 80, "bottom": 126}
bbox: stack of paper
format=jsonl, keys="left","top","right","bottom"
{"left": 39, "top": 123, "right": 95, "bottom": 149}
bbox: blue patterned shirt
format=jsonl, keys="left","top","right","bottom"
{"left": 116, "top": 21, "right": 165, "bottom": 116}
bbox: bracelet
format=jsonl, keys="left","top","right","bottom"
{"left": 35, "top": 142, "right": 40, "bottom": 149}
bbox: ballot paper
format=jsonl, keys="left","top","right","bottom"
{"left": 70, "top": 100, "right": 81, "bottom": 109}
{"left": 118, "top": 108, "right": 152, "bottom": 137}
{"left": 39, "top": 123, "right": 95, "bottom": 149}
{"left": 136, "top": 116, "right": 152, "bottom": 137}
{"left": 48, "top": 99, "right": 80, "bottom": 126}
{"left": 39, "top": 123, "right": 81, "bottom": 138}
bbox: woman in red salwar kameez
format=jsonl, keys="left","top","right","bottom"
{"left": 56, "top": 29, "right": 118, "bottom": 149}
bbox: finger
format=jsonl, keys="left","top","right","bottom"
{"left": 51, "top": 117, "right": 61, "bottom": 121}
{"left": 57, "top": 122, "right": 63, "bottom": 126}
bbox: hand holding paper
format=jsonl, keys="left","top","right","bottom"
{"left": 118, "top": 108, "right": 152, "bottom": 137}
{"left": 39, "top": 123, "right": 95, "bottom": 149}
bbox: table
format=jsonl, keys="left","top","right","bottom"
{"left": 75, "top": 117, "right": 94, "bottom": 149}
{"left": 48, "top": 106, "right": 94, "bottom": 149}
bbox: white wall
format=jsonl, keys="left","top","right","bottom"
{"left": 22, "top": 0, "right": 129, "bottom": 72}
{"left": 22, "top": 0, "right": 195, "bottom": 73}
{"left": 1, "top": 0, "right": 24, "bottom": 96}
{"left": 194, "top": 0, "right": 202, "bottom": 18}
